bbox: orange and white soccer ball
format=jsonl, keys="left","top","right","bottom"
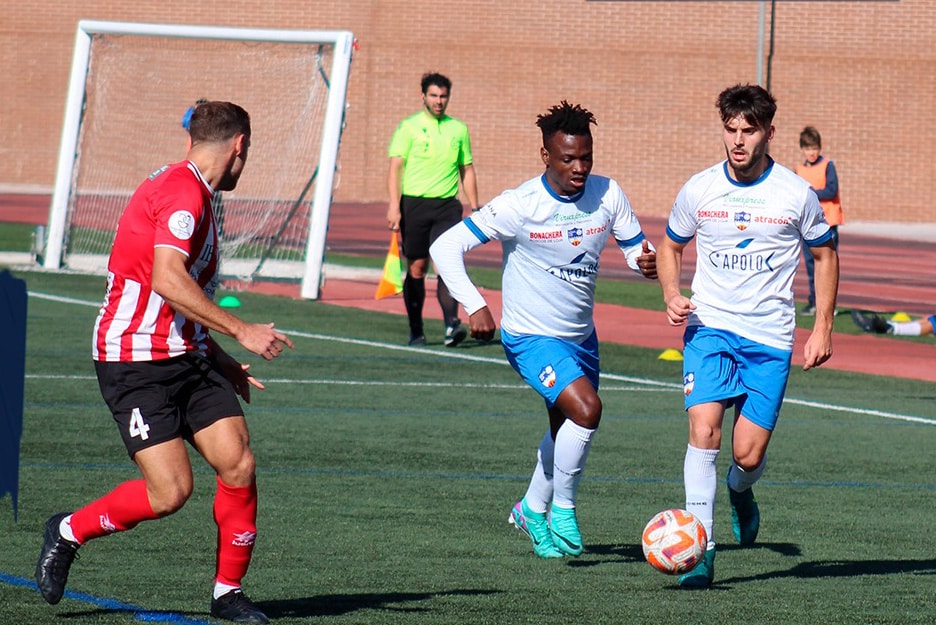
{"left": 641, "top": 509, "right": 707, "bottom": 575}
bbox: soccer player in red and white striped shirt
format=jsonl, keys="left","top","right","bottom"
{"left": 36, "top": 101, "right": 292, "bottom": 624}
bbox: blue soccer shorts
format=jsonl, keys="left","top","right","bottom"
{"left": 681, "top": 325, "right": 792, "bottom": 431}
{"left": 501, "top": 330, "right": 599, "bottom": 408}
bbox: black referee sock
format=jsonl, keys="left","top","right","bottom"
{"left": 436, "top": 278, "right": 459, "bottom": 328}
{"left": 403, "top": 274, "right": 425, "bottom": 337}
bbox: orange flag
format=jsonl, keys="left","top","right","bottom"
{"left": 374, "top": 232, "right": 404, "bottom": 299}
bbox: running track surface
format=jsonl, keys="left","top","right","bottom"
{"left": 3, "top": 196, "right": 935, "bottom": 383}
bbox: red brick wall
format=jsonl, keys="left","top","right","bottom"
{"left": 1, "top": 0, "right": 933, "bottom": 222}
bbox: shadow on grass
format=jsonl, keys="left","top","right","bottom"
{"left": 720, "top": 557, "right": 936, "bottom": 585}
{"left": 257, "top": 588, "right": 501, "bottom": 618}
{"left": 570, "top": 541, "right": 803, "bottom": 569}
{"left": 568, "top": 542, "right": 645, "bottom": 567}
{"left": 567, "top": 542, "right": 936, "bottom": 591}
{"left": 57, "top": 589, "right": 501, "bottom": 622}
{"left": 568, "top": 543, "right": 802, "bottom": 585}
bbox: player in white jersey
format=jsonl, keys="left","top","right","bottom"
{"left": 431, "top": 101, "right": 657, "bottom": 558}
{"left": 656, "top": 84, "right": 839, "bottom": 589}
{"left": 36, "top": 102, "right": 292, "bottom": 624}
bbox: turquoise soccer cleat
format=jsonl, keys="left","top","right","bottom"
{"left": 549, "top": 504, "right": 583, "bottom": 557}
{"left": 509, "top": 500, "right": 563, "bottom": 559}
{"left": 678, "top": 546, "right": 715, "bottom": 589}
{"left": 729, "top": 483, "right": 761, "bottom": 545}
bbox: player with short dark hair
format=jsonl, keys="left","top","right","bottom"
{"left": 35, "top": 100, "right": 293, "bottom": 624}
{"left": 387, "top": 72, "right": 480, "bottom": 347}
{"left": 430, "top": 100, "right": 657, "bottom": 559}
{"left": 182, "top": 98, "right": 227, "bottom": 240}
{"left": 656, "top": 84, "right": 839, "bottom": 589}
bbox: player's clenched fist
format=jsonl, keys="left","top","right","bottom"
{"left": 665, "top": 295, "right": 695, "bottom": 327}
{"left": 468, "top": 307, "right": 497, "bottom": 343}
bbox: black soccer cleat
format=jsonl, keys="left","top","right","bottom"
{"left": 210, "top": 589, "right": 269, "bottom": 624}
{"left": 851, "top": 309, "right": 892, "bottom": 334}
{"left": 35, "top": 512, "right": 80, "bottom": 605}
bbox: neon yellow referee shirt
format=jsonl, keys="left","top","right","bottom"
{"left": 388, "top": 111, "right": 473, "bottom": 199}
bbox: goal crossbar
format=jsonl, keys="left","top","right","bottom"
{"left": 44, "top": 20, "right": 355, "bottom": 300}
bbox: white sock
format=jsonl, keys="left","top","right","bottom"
{"left": 523, "top": 431, "right": 554, "bottom": 514}
{"left": 684, "top": 445, "right": 719, "bottom": 549}
{"left": 727, "top": 455, "right": 766, "bottom": 492}
{"left": 213, "top": 582, "right": 240, "bottom": 600}
{"left": 59, "top": 514, "right": 78, "bottom": 543}
{"left": 891, "top": 321, "right": 922, "bottom": 336}
{"left": 552, "top": 420, "right": 596, "bottom": 509}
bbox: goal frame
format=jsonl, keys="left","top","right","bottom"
{"left": 43, "top": 19, "right": 355, "bottom": 300}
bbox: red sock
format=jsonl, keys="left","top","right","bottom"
{"left": 69, "top": 479, "right": 158, "bottom": 543}
{"left": 213, "top": 476, "right": 258, "bottom": 586}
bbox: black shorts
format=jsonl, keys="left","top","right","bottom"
{"left": 94, "top": 352, "right": 244, "bottom": 457}
{"left": 399, "top": 195, "right": 464, "bottom": 260}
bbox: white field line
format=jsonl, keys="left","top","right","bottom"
{"left": 26, "top": 290, "right": 936, "bottom": 425}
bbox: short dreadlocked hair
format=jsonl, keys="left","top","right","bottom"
{"left": 536, "top": 101, "right": 596, "bottom": 147}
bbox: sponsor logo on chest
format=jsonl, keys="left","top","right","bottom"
{"left": 530, "top": 229, "right": 563, "bottom": 242}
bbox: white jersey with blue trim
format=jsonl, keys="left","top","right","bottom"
{"left": 667, "top": 159, "right": 830, "bottom": 351}
{"left": 466, "top": 173, "right": 646, "bottom": 342}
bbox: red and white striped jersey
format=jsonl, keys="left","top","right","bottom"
{"left": 92, "top": 161, "right": 219, "bottom": 362}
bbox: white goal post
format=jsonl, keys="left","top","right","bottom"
{"left": 44, "top": 20, "right": 355, "bottom": 299}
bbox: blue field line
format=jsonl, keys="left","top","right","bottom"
{"left": 25, "top": 290, "right": 936, "bottom": 425}
{"left": 0, "top": 572, "right": 213, "bottom": 624}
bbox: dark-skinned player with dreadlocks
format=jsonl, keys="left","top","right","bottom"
{"left": 430, "top": 101, "right": 657, "bottom": 559}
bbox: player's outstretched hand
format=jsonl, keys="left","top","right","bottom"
{"left": 239, "top": 322, "right": 294, "bottom": 360}
{"left": 637, "top": 240, "right": 657, "bottom": 280}
{"left": 231, "top": 363, "right": 264, "bottom": 403}
{"left": 468, "top": 307, "right": 497, "bottom": 342}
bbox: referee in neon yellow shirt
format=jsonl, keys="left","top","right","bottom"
{"left": 387, "top": 72, "right": 480, "bottom": 347}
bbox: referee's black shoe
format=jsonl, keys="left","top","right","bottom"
{"left": 35, "top": 512, "right": 80, "bottom": 604}
{"left": 210, "top": 589, "right": 269, "bottom": 624}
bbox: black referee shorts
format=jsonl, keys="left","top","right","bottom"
{"left": 399, "top": 195, "right": 464, "bottom": 260}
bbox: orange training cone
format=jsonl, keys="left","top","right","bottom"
{"left": 375, "top": 231, "right": 404, "bottom": 299}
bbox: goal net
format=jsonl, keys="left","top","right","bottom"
{"left": 44, "top": 21, "right": 354, "bottom": 299}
